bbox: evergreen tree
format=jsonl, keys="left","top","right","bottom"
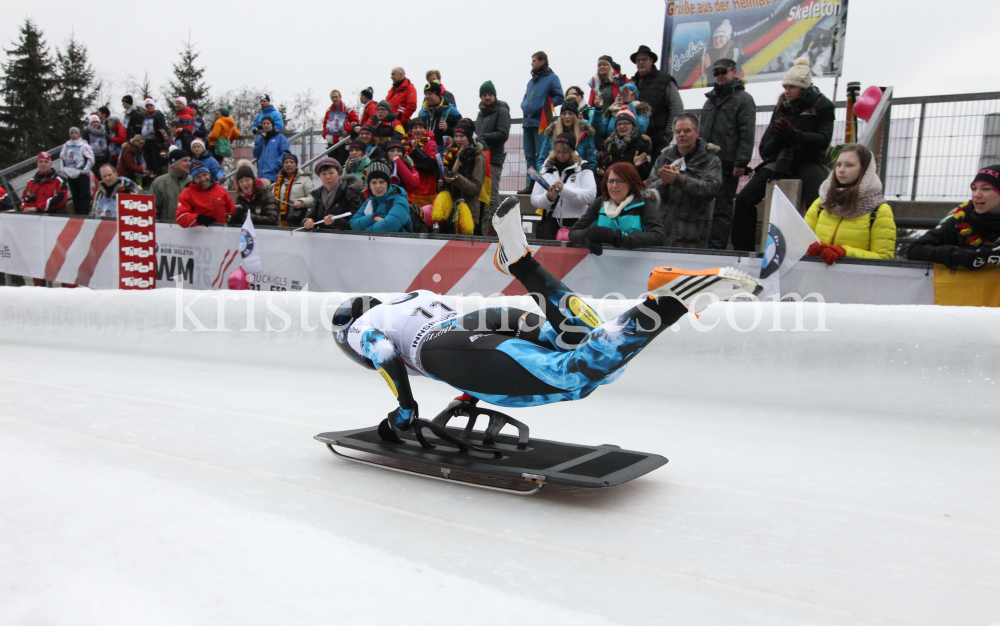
{"left": 0, "top": 19, "right": 58, "bottom": 166}
{"left": 140, "top": 72, "right": 154, "bottom": 100}
{"left": 167, "top": 38, "right": 211, "bottom": 112}
{"left": 53, "top": 35, "right": 98, "bottom": 132}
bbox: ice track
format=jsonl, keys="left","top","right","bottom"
{"left": 0, "top": 287, "right": 998, "bottom": 625}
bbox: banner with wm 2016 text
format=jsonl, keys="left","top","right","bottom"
{"left": 117, "top": 194, "right": 156, "bottom": 289}
{"left": 663, "top": 0, "right": 848, "bottom": 89}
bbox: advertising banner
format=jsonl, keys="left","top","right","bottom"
{"left": 117, "top": 194, "right": 156, "bottom": 289}
{"left": 0, "top": 214, "right": 932, "bottom": 305}
{"left": 663, "top": 0, "right": 848, "bottom": 89}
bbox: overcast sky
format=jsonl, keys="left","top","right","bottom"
{"left": 5, "top": 0, "right": 1000, "bottom": 122}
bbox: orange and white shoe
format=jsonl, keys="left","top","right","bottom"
{"left": 648, "top": 266, "right": 762, "bottom": 313}
{"left": 492, "top": 197, "right": 532, "bottom": 275}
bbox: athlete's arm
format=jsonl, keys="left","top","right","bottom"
{"left": 358, "top": 327, "right": 418, "bottom": 429}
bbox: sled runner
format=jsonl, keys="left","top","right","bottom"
{"left": 315, "top": 399, "right": 668, "bottom": 495}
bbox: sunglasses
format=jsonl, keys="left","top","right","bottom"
{"left": 713, "top": 68, "right": 731, "bottom": 77}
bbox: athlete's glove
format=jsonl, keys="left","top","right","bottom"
{"left": 819, "top": 244, "right": 846, "bottom": 265}
{"left": 387, "top": 404, "right": 418, "bottom": 431}
{"left": 443, "top": 393, "right": 477, "bottom": 417}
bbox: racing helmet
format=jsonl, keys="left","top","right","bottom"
{"left": 332, "top": 295, "right": 382, "bottom": 370}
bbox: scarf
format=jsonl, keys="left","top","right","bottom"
{"left": 611, "top": 132, "right": 631, "bottom": 156}
{"left": 274, "top": 169, "right": 298, "bottom": 226}
{"left": 442, "top": 142, "right": 460, "bottom": 170}
{"left": 817, "top": 159, "right": 885, "bottom": 220}
{"left": 87, "top": 125, "right": 107, "bottom": 138}
{"left": 531, "top": 64, "right": 553, "bottom": 80}
{"left": 602, "top": 194, "right": 635, "bottom": 220}
{"left": 321, "top": 182, "right": 340, "bottom": 211}
{"left": 407, "top": 134, "right": 429, "bottom": 156}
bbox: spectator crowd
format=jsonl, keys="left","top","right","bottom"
{"left": 12, "top": 45, "right": 1000, "bottom": 288}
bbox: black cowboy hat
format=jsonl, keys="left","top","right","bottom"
{"left": 630, "top": 45, "right": 659, "bottom": 64}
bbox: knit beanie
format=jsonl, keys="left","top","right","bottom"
{"left": 69, "top": 126, "right": 80, "bottom": 137}
{"left": 175, "top": 96, "right": 188, "bottom": 107}
{"left": 347, "top": 141, "right": 366, "bottom": 153}
{"left": 376, "top": 100, "right": 392, "bottom": 112}
{"left": 357, "top": 124, "right": 373, "bottom": 135}
{"left": 219, "top": 106, "right": 231, "bottom": 117}
{"left": 383, "top": 140, "right": 405, "bottom": 154}
{"left": 423, "top": 81, "right": 443, "bottom": 96}
{"left": 560, "top": 99, "right": 579, "bottom": 116}
{"left": 555, "top": 132, "right": 577, "bottom": 150}
{"left": 366, "top": 160, "right": 392, "bottom": 185}
{"left": 37, "top": 151, "right": 51, "bottom": 162}
{"left": 190, "top": 163, "right": 209, "bottom": 179}
{"left": 313, "top": 156, "right": 342, "bottom": 175}
{"left": 235, "top": 165, "right": 256, "bottom": 183}
{"left": 713, "top": 19, "right": 733, "bottom": 40}
{"left": 972, "top": 165, "right": 1000, "bottom": 195}
{"left": 168, "top": 148, "right": 190, "bottom": 165}
{"left": 614, "top": 107, "right": 637, "bottom": 128}
{"left": 259, "top": 115, "right": 275, "bottom": 127}
{"left": 479, "top": 80, "right": 496, "bottom": 97}
{"left": 782, "top": 57, "right": 813, "bottom": 89}
{"left": 360, "top": 87, "right": 373, "bottom": 100}
{"left": 143, "top": 98, "right": 155, "bottom": 108}
{"left": 88, "top": 114, "right": 101, "bottom": 124}
{"left": 191, "top": 138, "right": 206, "bottom": 151}
{"left": 190, "top": 101, "right": 200, "bottom": 112}
{"left": 122, "top": 95, "right": 133, "bottom": 105}
{"left": 409, "top": 117, "right": 426, "bottom": 129}
{"left": 453, "top": 118, "right": 475, "bottom": 138}
{"left": 282, "top": 152, "right": 298, "bottom": 165}
{"left": 259, "top": 94, "right": 270, "bottom": 103}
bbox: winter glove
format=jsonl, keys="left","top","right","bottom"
{"left": 806, "top": 241, "right": 825, "bottom": 256}
{"left": 586, "top": 225, "right": 622, "bottom": 247}
{"left": 584, "top": 237, "right": 604, "bottom": 256}
{"left": 773, "top": 117, "right": 796, "bottom": 142}
{"left": 387, "top": 404, "right": 417, "bottom": 431}
{"left": 954, "top": 247, "right": 1000, "bottom": 270}
{"left": 819, "top": 244, "right": 846, "bottom": 265}
{"left": 195, "top": 214, "right": 216, "bottom": 226}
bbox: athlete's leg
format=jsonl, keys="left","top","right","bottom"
{"left": 493, "top": 197, "right": 605, "bottom": 349}
{"left": 456, "top": 306, "right": 556, "bottom": 349}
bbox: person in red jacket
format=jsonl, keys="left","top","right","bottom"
{"left": 173, "top": 96, "right": 196, "bottom": 153}
{"left": 176, "top": 163, "right": 236, "bottom": 227}
{"left": 322, "top": 90, "right": 360, "bottom": 146}
{"left": 384, "top": 140, "right": 419, "bottom": 196}
{"left": 406, "top": 118, "right": 440, "bottom": 206}
{"left": 21, "top": 152, "right": 69, "bottom": 213}
{"left": 107, "top": 116, "right": 129, "bottom": 165}
{"left": 386, "top": 67, "right": 418, "bottom": 129}
{"left": 359, "top": 87, "right": 377, "bottom": 126}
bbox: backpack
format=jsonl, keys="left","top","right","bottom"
{"left": 409, "top": 201, "right": 429, "bottom": 233}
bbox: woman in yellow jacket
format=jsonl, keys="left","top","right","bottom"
{"left": 804, "top": 143, "right": 896, "bottom": 264}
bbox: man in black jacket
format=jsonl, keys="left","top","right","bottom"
{"left": 474, "top": 80, "right": 511, "bottom": 224}
{"left": 629, "top": 45, "right": 685, "bottom": 156}
{"left": 700, "top": 58, "right": 757, "bottom": 250}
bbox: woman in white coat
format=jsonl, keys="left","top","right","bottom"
{"left": 530, "top": 132, "right": 597, "bottom": 240}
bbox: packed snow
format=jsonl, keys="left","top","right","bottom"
{"left": 0, "top": 287, "right": 997, "bottom": 625}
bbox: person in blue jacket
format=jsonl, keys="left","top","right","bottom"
{"left": 253, "top": 94, "right": 285, "bottom": 134}
{"left": 520, "top": 51, "right": 564, "bottom": 192}
{"left": 190, "top": 139, "right": 224, "bottom": 182}
{"left": 350, "top": 160, "right": 412, "bottom": 233}
{"left": 592, "top": 83, "right": 650, "bottom": 146}
{"left": 252, "top": 117, "right": 291, "bottom": 182}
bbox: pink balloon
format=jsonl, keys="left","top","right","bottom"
{"left": 853, "top": 86, "right": 883, "bottom": 122}
{"left": 556, "top": 227, "right": 570, "bottom": 242}
{"left": 422, "top": 204, "right": 433, "bottom": 227}
{"left": 228, "top": 267, "right": 249, "bottom": 290}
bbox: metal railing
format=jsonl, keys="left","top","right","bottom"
{"left": 0, "top": 143, "right": 66, "bottom": 204}
{"left": 498, "top": 92, "right": 1000, "bottom": 201}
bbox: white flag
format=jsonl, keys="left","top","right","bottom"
{"left": 758, "top": 186, "right": 820, "bottom": 299}
{"left": 239, "top": 210, "right": 263, "bottom": 275}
